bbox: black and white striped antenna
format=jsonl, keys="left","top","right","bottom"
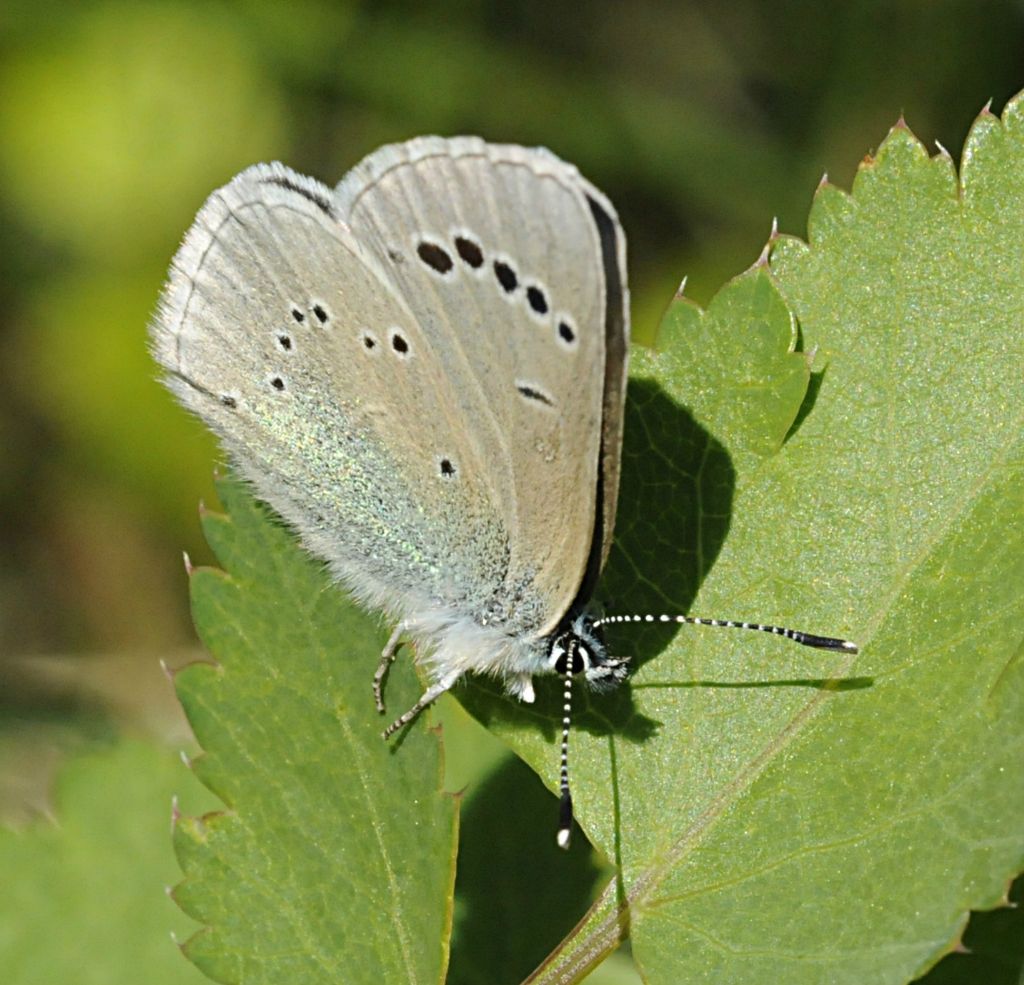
{"left": 553, "top": 611, "right": 857, "bottom": 849}
{"left": 556, "top": 672, "right": 575, "bottom": 849}
{"left": 593, "top": 612, "right": 858, "bottom": 652}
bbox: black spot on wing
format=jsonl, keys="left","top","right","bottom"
{"left": 417, "top": 241, "right": 454, "bottom": 274}
{"left": 526, "top": 285, "right": 549, "bottom": 315}
{"left": 516, "top": 383, "right": 554, "bottom": 407}
{"left": 494, "top": 260, "right": 518, "bottom": 293}
{"left": 454, "top": 236, "right": 484, "bottom": 268}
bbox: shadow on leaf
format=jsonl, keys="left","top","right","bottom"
{"left": 634, "top": 675, "right": 873, "bottom": 692}
{"left": 598, "top": 377, "right": 735, "bottom": 673}
{"left": 447, "top": 752, "right": 606, "bottom": 985}
{"left": 913, "top": 872, "right": 1024, "bottom": 985}
{"left": 460, "top": 377, "right": 733, "bottom": 744}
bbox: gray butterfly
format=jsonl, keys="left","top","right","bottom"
{"left": 153, "top": 137, "right": 855, "bottom": 846}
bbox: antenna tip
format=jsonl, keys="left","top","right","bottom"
{"left": 557, "top": 790, "right": 574, "bottom": 849}
{"left": 842, "top": 640, "right": 859, "bottom": 653}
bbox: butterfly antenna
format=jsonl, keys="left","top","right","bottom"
{"left": 556, "top": 671, "right": 575, "bottom": 850}
{"left": 593, "top": 613, "right": 858, "bottom": 653}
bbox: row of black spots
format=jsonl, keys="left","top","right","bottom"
{"left": 415, "top": 235, "right": 485, "bottom": 276}
{"left": 412, "top": 232, "right": 576, "bottom": 348}
{"left": 360, "top": 328, "right": 411, "bottom": 358}
{"left": 453, "top": 240, "right": 559, "bottom": 329}
{"left": 496, "top": 263, "right": 553, "bottom": 327}
{"left": 413, "top": 231, "right": 519, "bottom": 298}
{"left": 289, "top": 301, "right": 331, "bottom": 326}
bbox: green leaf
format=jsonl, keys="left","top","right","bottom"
{"left": 165, "top": 97, "right": 1022, "bottom": 985}
{"left": 468, "top": 99, "right": 1023, "bottom": 983}
{"left": 0, "top": 738, "right": 216, "bottom": 985}
{"left": 172, "top": 477, "right": 458, "bottom": 985}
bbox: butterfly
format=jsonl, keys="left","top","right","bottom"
{"left": 152, "top": 137, "right": 855, "bottom": 846}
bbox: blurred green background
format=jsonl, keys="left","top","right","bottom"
{"left": 1, "top": 0, "right": 1022, "bottom": 980}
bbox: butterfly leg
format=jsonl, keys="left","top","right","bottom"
{"left": 382, "top": 669, "right": 461, "bottom": 740}
{"left": 373, "top": 622, "right": 405, "bottom": 713}
{"left": 509, "top": 673, "right": 536, "bottom": 703}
